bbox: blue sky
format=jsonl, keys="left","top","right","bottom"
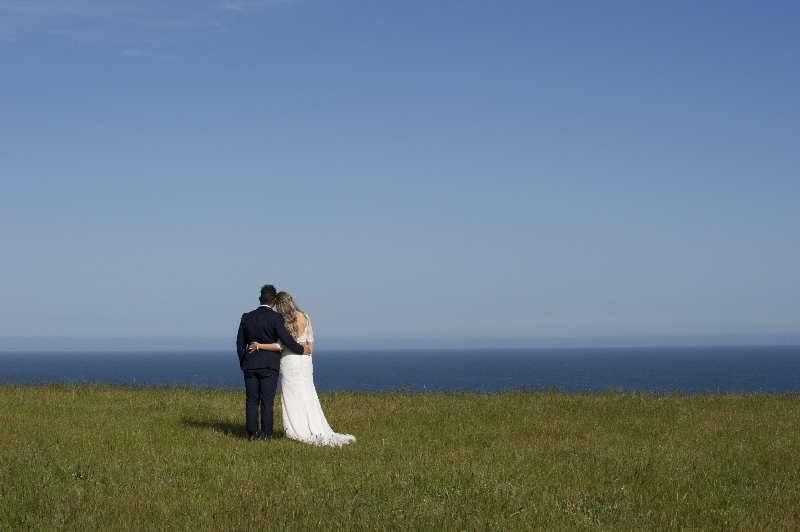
{"left": 1, "top": 0, "right": 798, "bottom": 349}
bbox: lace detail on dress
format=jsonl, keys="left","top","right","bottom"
{"left": 297, "top": 313, "right": 313, "bottom": 343}
{"left": 283, "top": 427, "right": 356, "bottom": 447}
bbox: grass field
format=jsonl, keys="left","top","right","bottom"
{"left": 1, "top": 384, "right": 800, "bottom": 530}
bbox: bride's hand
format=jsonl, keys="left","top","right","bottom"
{"left": 247, "top": 342, "right": 259, "bottom": 353}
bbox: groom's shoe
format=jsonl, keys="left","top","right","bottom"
{"left": 259, "top": 435, "right": 271, "bottom": 441}
{"left": 248, "top": 434, "right": 259, "bottom": 441}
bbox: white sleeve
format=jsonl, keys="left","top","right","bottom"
{"left": 306, "top": 315, "right": 314, "bottom": 343}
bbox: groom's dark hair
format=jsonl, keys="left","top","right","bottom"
{"left": 259, "top": 284, "right": 278, "bottom": 305}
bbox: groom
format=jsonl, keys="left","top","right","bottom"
{"left": 236, "top": 284, "right": 309, "bottom": 440}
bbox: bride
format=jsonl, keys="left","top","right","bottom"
{"left": 248, "top": 292, "right": 355, "bottom": 447}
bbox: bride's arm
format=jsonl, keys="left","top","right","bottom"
{"left": 260, "top": 343, "right": 281, "bottom": 351}
{"left": 247, "top": 342, "right": 282, "bottom": 353}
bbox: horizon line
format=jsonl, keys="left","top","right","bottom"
{"left": 2, "top": 333, "right": 800, "bottom": 352}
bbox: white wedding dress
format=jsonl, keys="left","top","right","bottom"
{"left": 279, "top": 315, "right": 356, "bottom": 446}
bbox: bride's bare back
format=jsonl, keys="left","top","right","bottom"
{"left": 295, "top": 311, "right": 308, "bottom": 338}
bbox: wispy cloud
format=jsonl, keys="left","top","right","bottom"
{"left": 0, "top": 0, "right": 161, "bottom": 40}
{"left": 220, "top": 2, "right": 246, "bottom": 12}
{"left": 0, "top": 0, "right": 290, "bottom": 41}
{"left": 220, "top": 0, "right": 293, "bottom": 12}
{"left": 121, "top": 48, "right": 172, "bottom": 60}
{"left": 148, "top": 18, "right": 193, "bottom": 29}
{"left": 0, "top": 0, "right": 134, "bottom": 18}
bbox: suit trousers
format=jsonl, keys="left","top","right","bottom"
{"left": 243, "top": 367, "right": 279, "bottom": 438}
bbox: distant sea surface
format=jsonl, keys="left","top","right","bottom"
{"left": 1, "top": 346, "right": 799, "bottom": 393}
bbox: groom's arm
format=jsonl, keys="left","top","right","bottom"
{"left": 236, "top": 320, "right": 247, "bottom": 365}
{"left": 274, "top": 317, "right": 306, "bottom": 355}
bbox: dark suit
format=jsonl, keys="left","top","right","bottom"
{"left": 236, "top": 305, "right": 305, "bottom": 438}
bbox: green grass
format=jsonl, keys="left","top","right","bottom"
{"left": 2, "top": 384, "right": 800, "bottom": 530}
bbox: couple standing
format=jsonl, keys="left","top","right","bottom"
{"left": 236, "top": 284, "right": 355, "bottom": 446}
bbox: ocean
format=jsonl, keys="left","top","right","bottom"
{"left": 2, "top": 346, "right": 800, "bottom": 393}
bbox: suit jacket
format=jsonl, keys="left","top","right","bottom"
{"left": 236, "top": 306, "right": 306, "bottom": 370}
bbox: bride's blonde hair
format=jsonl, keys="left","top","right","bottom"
{"left": 275, "top": 291, "right": 303, "bottom": 339}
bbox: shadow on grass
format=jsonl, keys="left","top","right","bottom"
{"left": 181, "top": 417, "right": 247, "bottom": 439}
{"left": 180, "top": 417, "right": 285, "bottom": 440}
